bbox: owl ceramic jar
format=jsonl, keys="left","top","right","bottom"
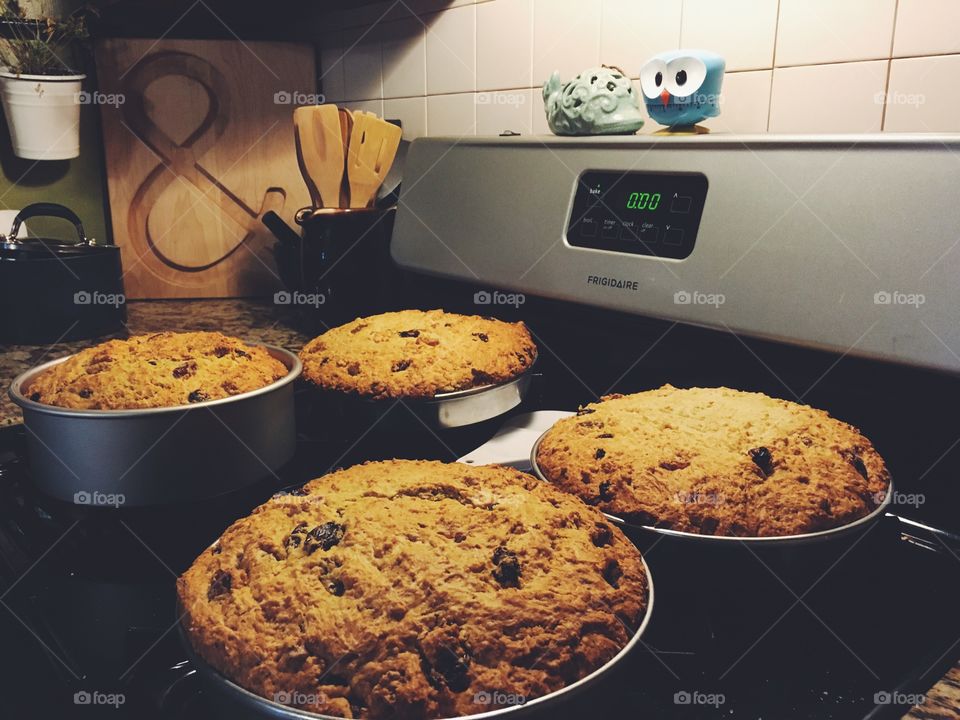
{"left": 639, "top": 49, "right": 725, "bottom": 131}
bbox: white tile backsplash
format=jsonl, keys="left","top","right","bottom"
{"left": 319, "top": 39, "right": 346, "bottom": 103}
{"left": 314, "top": 0, "right": 960, "bottom": 137}
{"left": 532, "top": 0, "right": 601, "bottom": 86}
{"left": 894, "top": 0, "right": 960, "bottom": 58}
{"left": 426, "top": 92, "right": 477, "bottom": 136}
{"left": 776, "top": 0, "right": 897, "bottom": 67}
{"left": 381, "top": 18, "right": 426, "bottom": 99}
{"left": 532, "top": 92, "right": 551, "bottom": 135}
{"left": 698, "top": 70, "right": 772, "bottom": 134}
{"left": 477, "top": 0, "right": 533, "bottom": 91}
{"left": 341, "top": 29, "right": 382, "bottom": 101}
{"left": 425, "top": 6, "right": 477, "bottom": 95}
{"left": 384, "top": 96, "right": 428, "bottom": 140}
{"left": 476, "top": 89, "right": 535, "bottom": 135}
{"left": 769, "top": 61, "right": 887, "bottom": 133}
{"left": 341, "top": 98, "right": 385, "bottom": 118}
{"left": 601, "top": 0, "right": 681, "bottom": 77}
{"left": 680, "top": 0, "right": 778, "bottom": 72}
{"left": 885, "top": 55, "right": 960, "bottom": 132}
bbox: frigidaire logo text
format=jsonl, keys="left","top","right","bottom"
{"left": 586, "top": 275, "right": 639, "bottom": 291}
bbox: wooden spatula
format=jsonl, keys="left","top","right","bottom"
{"left": 346, "top": 113, "right": 403, "bottom": 209}
{"left": 293, "top": 105, "right": 345, "bottom": 208}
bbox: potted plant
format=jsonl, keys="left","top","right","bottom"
{"left": 0, "top": 2, "right": 91, "bottom": 160}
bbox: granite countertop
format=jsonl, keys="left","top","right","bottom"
{"left": 0, "top": 299, "right": 311, "bottom": 426}
{"left": 0, "top": 299, "right": 957, "bottom": 718}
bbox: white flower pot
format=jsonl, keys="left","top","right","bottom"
{"left": 0, "top": 71, "right": 86, "bottom": 160}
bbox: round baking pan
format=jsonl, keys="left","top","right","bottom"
{"left": 300, "top": 360, "right": 539, "bottom": 439}
{"left": 529, "top": 429, "right": 894, "bottom": 548}
{"left": 172, "top": 556, "right": 654, "bottom": 720}
{"left": 9, "top": 345, "right": 301, "bottom": 507}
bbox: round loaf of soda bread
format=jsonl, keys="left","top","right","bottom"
{"left": 177, "top": 460, "right": 648, "bottom": 719}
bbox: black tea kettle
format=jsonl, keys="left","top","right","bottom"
{"left": 0, "top": 203, "right": 126, "bottom": 345}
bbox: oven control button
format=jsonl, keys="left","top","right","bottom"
{"left": 664, "top": 227, "right": 685, "bottom": 245}
{"left": 600, "top": 221, "right": 621, "bottom": 240}
{"left": 637, "top": 224, "right": 659, "bottom": 244}
{"left": 580, "top": 217, "right": 598, "bottom": 237}
{"left": 671, "top": 195, "right": 692, "bottom": 213}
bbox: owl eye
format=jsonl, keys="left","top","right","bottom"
{"left": 665, "top": 57, "right": 707, "bottom": 98}
{"left": 639, "top": 59, "right": 667, "bottom": 99}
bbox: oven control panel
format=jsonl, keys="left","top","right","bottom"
{"left": 566, "top": 170, "right": 708, "bottom": 259}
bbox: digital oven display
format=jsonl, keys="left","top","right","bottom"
{"left": 566, "top": 170, "right": 708, "bottom": 259}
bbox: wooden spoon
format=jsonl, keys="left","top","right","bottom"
{"left": 293, "top": 105, "right": 345, "bottom": 208}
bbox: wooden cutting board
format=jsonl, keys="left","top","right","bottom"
{"left": 95, "top": 39, "right": 314, "bottom": 298}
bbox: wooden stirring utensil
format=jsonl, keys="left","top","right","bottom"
{"left": 346, "top": 113, "right": 403, "bottom": 209}
{"left": 293, "top": 105, "right": 345, "bottom": 208}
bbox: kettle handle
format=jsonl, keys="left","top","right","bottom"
{"left": 10, "top": 203, "right": 88, "bottom": 244}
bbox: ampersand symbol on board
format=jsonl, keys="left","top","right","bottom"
{"left": 123, "top": 51, "right": 284, "bottom": 273}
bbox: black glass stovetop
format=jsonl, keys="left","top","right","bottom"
{"left": 2, "top": 295, "right": 960, "bottom": 720}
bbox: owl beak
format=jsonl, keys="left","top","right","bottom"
{"left": 660, "top": 89, "right": 671, "bottom": 107}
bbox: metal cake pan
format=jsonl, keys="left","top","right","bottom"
{"left": 304, "top": 360, "right": 538, "bottom": 432}
{"left": 529, "top": 429, "right": 894, "bottom": 547}
{"left": 173, "top": 556, "right": 654, "bottom": 720}
{"left": 9, "top": 344, "right": 301, "bottom": 507}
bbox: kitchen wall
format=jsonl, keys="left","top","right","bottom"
{"left": 0, "top": 0, "right": 108, "bottom": 242}
{"left": 316, "top": 0, "right": 960, "bottom": 138}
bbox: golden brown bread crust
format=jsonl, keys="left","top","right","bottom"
{"left": 299, "top": 310, "right": 537, "bottom": 399}
{"left": 27, "top": 331, "right": 288, "bottom": 410}
{"left": 177, "top": 460, "right": 648, "bottom": 720}
{"left": 535, "top": 386, "right": 891, "bottom": 537}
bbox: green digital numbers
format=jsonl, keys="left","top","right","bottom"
{"left": 626, "top": 192, "right": 661, "bottom": 211}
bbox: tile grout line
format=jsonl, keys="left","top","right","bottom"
{"left": 677, "top": 0, "right": 684, "bottom": 47}
{"left": 767, "top": 0, "right": 781, "bottom": 132}
{"left": 881, "top": 0, "right": 901, "bottom": 131}
{"left": 473, "top": 2, "right": 478, "bottom": 132}
{"left": 528, "top": 0, "right": 535, "bottom": 132}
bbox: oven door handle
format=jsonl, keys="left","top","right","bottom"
{"left": 886, "top": 513, "right": 960, "bottom": 556}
